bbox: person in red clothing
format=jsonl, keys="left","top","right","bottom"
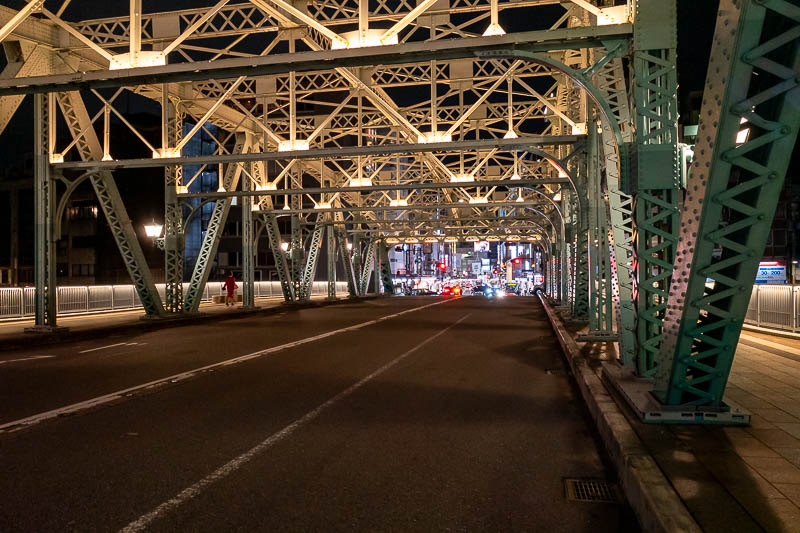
{"left": 223, "top": 272, "right": 238, "bottom": 307}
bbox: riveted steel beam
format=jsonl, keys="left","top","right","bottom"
{"left": 0, "top": 24, "right": 632, "bottom": 96}
{"left": 655, "top": 0, "right": 800, "bottom": 407}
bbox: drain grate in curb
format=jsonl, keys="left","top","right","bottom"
{"left": 564, "top": 479, "right": 621, "bottom": 503}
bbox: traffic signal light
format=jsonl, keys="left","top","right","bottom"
{"left": 512, "top": 257, "right": 521, "bottom": 265}
{"left": 437, "top": 262, "right": 446, "bottom": 270}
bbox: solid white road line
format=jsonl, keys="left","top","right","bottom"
{"left": 120, "top": 311, "right": 471, "bottom": 533}
{"left": 0, "top": 299, "right": 452, "bottom": 434}
{"left": 0, "top": 355, "right": 55, "bottom": 365}
{"left": 79, "top": 342, "right": 128, "bottom": 354}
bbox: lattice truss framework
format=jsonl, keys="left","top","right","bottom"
{"left": 0, "top": 1, "right": 640, "bottom": 329}
{"left": 0, "top": 0, "right": 629, "bottom": 245}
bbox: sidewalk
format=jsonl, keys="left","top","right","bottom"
{"left": 547, "top": 299, "right": 800, "bottom": 532}
{"left": 0, "top": 294, "right": 346, "bottom": 351}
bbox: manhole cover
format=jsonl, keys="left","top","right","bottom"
{"left": 564, "top": 478, "right": 621, "bottom": 503}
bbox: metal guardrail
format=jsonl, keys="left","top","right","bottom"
{"left": 0, "top": 281, "right": 349, "bottom": 319}
{"left": 745, "top": 284, "right": 800, "bottom": 332}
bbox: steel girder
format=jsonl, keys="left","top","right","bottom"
{"left": 570, "top": 155, "right": 590, "bottom": 320}
{"left": 242, "top": 156, "right": 255, "bottom": 308}
{"left": 655, "top": 0, "right": 800, "bottom": 406}
{"left": 298, "top": 217, "right": 324, "bottom": 301}
{"left": 334, "top": 222, "right": 358, "bottom": 297}
{"left": 632, "top": 0, "right": 681, "bottom": 377}
{"left": 594, "top": 52, "right": 636, "bottom": 364}
{"left": 163, "top": 91, "right": 184, "bottom": 314}
{"left": 352, "top": 232, "right": 363, "bottom": 294}
{"left": 587, "top": 118, "right": 612, "bottom": 333}
{"left": 0, "top": 24, "right": 634, "bottom": 96}
{"left": 261, "top": 212, "right": 295, "bottom": 302}
{"left": 53, "top": 137, "right": 582, "bottom": 171}
{"left": 0, "top": 42, "right": 48, "bottom": 134}
{"left": 560, "top": 192, "right": 573, "bottom": 307}
{"left": 177, "top": 178, "right": 570, "bottom": 200}
{"left": 184, "top": 134, "right": 249, "bottom": 312}
{"left": 32, "top": 93, "right": 56, "bottom": 327}
{"left": 359, "top": 240, "right": 376, "bottom": 296}
{"left": 374, "top": 241, "right": 382, "bottom": 295}
{"left": 327, "top": 223, "right": 336, "bottom": 299}
{"left": 56, "top": 90, "right": 164, "bottom": 317}
{"left": 378, "top": 241, "right": 395, "bottom": 295}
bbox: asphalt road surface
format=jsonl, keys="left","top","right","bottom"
{"left": 0, "top": 296, "right": 638, "bottom": 532}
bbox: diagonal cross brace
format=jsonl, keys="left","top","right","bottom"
{"left": 56, "top": 91, "right": 164, "bottom": 317}
{"left": 261, "top": 212, "right": 295, "bottom": 302}
{"left": 184, "top": 134, "right": 249, "bottom": 312}
{"left": 298, "top": 217, "right": 324, "bottom": 301}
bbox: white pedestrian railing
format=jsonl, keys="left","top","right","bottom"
{"left": 745, "top": 284, "right": 800, "bottom": 332}
{"left": 0, "top": 281, "right": 350, "bottom": 320}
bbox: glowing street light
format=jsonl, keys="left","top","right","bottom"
{"left": 144, "top": 220, "right": 163, "bottom": 239}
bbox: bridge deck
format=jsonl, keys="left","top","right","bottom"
{"left": 0, "top": 297, "right": 633, "bottom": 531}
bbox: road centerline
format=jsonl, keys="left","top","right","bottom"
{"left": 79, "top": 342, "right": 129, "bottom": 354}
{"left": 0, "top": 355, "right": 55, "bottom": 365}
{"left": 0, "top": 298, "right": 454, "bottom": 434}
{"left": 119, "top": 311, "right": 471, "bottom": 533}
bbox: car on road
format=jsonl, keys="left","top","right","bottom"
{"left": 411, "top": 288, "right": 437, "bottom": 296}
{"left": 472, "top": 285, "right": 489, "bottom": 295}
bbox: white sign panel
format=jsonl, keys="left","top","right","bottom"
{"left": 755, "top": 262, "right": 787, "bottom": 284}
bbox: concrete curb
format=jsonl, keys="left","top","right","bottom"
{"left": 538, "top": 295, "right": 701, "bottom": 533}
{"left": 1, "top": 296, "right": 379, "bottom": 352}
{"left": 742, "top": 323, "right": 800, "bottom": 340}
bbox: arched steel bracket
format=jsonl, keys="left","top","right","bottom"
{"left": 475, "top": 49, "right": 624, "bottom": 174}
{"left": 54, "top": 170, "right": 102, "bottom": 237}
{"left": 183, "top": 197, "right": 218, "bottom": 228}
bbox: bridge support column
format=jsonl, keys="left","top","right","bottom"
{"left": 632, "top": 0, "right": 681, "bottom": 377}
{"left": 587, "top": 117, "right": 613, "bottom": 334}
{"left": 654, "top": 0, "right": 800, "bottom": 410}
{"left": 374, "top": 241, "right": 382, "bottom": 295}
{"left": 241, "top": 166, "right": 255, "bottom": 308}
{"left": 336, "top": 225, "right": 358, "bottom": 297}
{"left": 559, "top": 218, "right": 568, "bottom": 307}
{"left": 29, "top": 93, "right": 58, "bottom": 330}
{"left": 572, "top": 165, "right": 590, "bottom": 321}
{"left": 162, "top": 91, "right": 184, "bottom": 314}
{"left": 379, "top": 242, "right": 394, "bottom": 295}
{"left": 352, "top": 233, "right": 363, "bottom": 293}
{"left": 327, "top": 223, "right": 336, "bottom": 299}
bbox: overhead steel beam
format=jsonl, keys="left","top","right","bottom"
{"left": 53, "top": 136, "right": 582, "bottom": 170}
{"left": 308, "top": 216, "right": 551, "bottom": 225}
{"left": 0, "top": 24, "right": 632, "bottom": 96}
{"left": 261, "top": 200, "right": 551, "bottom": 215}
{"left": 178, "top": 179, "right": 568, "bottom": 199}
